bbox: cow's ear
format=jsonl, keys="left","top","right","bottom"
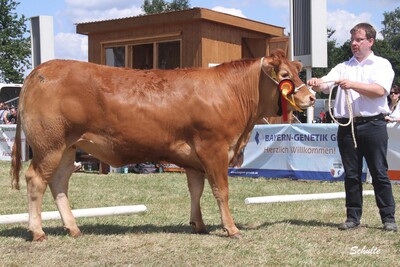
{"left": 292, "top": 61, "right": 303, "bottom": 72}
{"left": 262, "top": 56, "right": 281, "bottom": 67}
{"left": 262, "top": 57, "right": 280, "bottom": 79}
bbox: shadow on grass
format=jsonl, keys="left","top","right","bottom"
{"left": 0, "top": 223, "right": 222, "bottom": 241}
{"left": 242, "top": 219, "right": 340, "bottom": 230}
{"left": 0, "top": 219, "right": 345, "bottom": 241}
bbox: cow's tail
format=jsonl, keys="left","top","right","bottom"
{"left": 11, "top": 112, "right": 22, "bottom": 190}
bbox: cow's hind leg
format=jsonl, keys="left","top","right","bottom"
{"left": 185, "top": 168, "right": 208, "bottom": 234}
{"left": 48, "top": 148, "right": 82, "bottom": 238}
{"left": 26, "top": 148, "right": 68, "bottom": 241}
{"left": 25, "top": 163, "right": 48, "bottom": 241}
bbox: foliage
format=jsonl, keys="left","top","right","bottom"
{"left": 374, "top": 39, "right": 400, "bottom": 85}
{"left": 381, "top": 7, "right": 400, "bottom": 50}
{"left": 0, "top": 0, "right": 30, "bottom": 83}
{"left": 380, "top": 7, "right": 400, "bottom": 85}
{"left": 141, "top": 0, "right": 190, "bottom": 15}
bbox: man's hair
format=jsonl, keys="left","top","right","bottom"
{"left": 350, "top": 23, "right": 376, "bottom": 39}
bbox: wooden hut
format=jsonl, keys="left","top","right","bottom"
{"left": 76, "top": 7, "right": 289, "bottom": 68}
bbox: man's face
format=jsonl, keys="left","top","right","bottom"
{"left": 350, "top": 29, "right": 373, "bottom": 60}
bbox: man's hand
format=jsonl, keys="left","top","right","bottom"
{"left": 336, "top": 79, "right": 353, "bottom": 90}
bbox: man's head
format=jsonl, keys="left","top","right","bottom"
{"left": 350, "top": 23, "right": 376, "bottom": 40}
{"left": 350, "top": 23, "right": 375, "bottom": 61}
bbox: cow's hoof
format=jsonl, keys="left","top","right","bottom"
{"left": 229, "top": 233, "right": 242, "bottom": 239}
{"left": 190, "top": 221, "right": 209, "bottom": 235}
{"left": 65, "top": 227, "right": 83, "bottom": 238}
{"left": 224, "top": 227, "right": 242, "bottom": 239}
{"left": 32, "top": 233, "right": 47, "bottom": 242}
{"left": 70, "top": 231, "right": 83, "bottom": 238}
{"left": 195, "top": 229, "right": 209, "bottom": 235}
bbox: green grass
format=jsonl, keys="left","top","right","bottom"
{"left": 0, "top": 161, "right": 399, "bottom": 266}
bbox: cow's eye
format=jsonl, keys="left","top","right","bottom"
{"left": 280, "top": 72, "right": 290, "bottom": 79}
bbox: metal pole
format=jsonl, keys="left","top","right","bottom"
{"left": 306, "top": 67, "right": 314, "bottom": 123}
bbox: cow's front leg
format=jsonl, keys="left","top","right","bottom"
{"left": 198, "top": 147, "right": 241, "bottom": 238}
{"left": 185, "top": 168, "right": 208, "bottom": 234}
{"left": 208, "top": 174, "right": 241, "bottom": 238}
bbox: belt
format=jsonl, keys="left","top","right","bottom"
{"left": 337, "top": 113, "right": 385, "bottom": 124}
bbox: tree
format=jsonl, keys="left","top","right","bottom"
{"left": 374, "top": 39, "right": 400, "bottom": 86}
{"left": 381, "top": 7, "right": 400, "bottom": 50}
{"left": 0, "top": 0, "right": 31, "bottom": 83}
{"left": 380, "top": 7, "right": 400, "bottom": 85}
{"left": 141, "top": 0, "right": 190, "bottom": 15}
{"left": 167, "top": 0, "right": 190, "bottom": 11}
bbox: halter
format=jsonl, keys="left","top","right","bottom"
{"left": 260, "top": 57, "right": 304, "bottom": 121}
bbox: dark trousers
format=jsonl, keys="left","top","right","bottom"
{"left": 337, "top": 119, "right": 396, "bottom": 224}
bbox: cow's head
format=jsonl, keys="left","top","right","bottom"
{"left": 261, "top": 49, "right": 315, "bottom": 115}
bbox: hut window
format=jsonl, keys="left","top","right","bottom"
{"left": 105, "top": 47, "right": 125, "bottom": 67}
{"left": 104, "top": 39, "right": 181, "bottom": 69}
{"left": 132, "top": 44, "right": 154, "bottom": 69}
{"left": 131, "top": 40, "right": 181, "bottom": 70}
{"left": 157, "top": 41, "right": 180, "bottom": 69}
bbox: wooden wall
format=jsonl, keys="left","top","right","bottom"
{"left": 200, "top": 21, "right": 273, "bottom": 67}
{"left": 268, "top": 37, "right": 289, "bottom": 57}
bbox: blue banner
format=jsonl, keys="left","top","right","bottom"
{"left": 229, "top": 124, "right": 367, "bottom": 181}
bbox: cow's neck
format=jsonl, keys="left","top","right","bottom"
{"left": 256, "top": 71, "right": 280, "bottom": 121}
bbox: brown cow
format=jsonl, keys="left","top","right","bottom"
{"left": 11, "top": 49, "right": 315, "bottom": 241}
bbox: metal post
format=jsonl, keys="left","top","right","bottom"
{"left": 30, "top": 16, "right": 55, "bottom": 67}
{"left": 306, "top": 67, "right": 314, "bottom": 123}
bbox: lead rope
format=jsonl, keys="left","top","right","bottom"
{"left": 327, "top": 86, "right": 357, "bottom": 148}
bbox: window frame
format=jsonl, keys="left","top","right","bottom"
{"left": 101, "top": 32, "right": 182, "bottom": 69}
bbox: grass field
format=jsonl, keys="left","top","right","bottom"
{"left": 0, "top": 161, "right": 399, "bottom": 266}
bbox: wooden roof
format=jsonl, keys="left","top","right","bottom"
{"left": 76, "top": 7, "right": 285, "bottom": 37}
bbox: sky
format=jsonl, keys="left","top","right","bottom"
{"left": 15, "top": 0, "right": 399, "bottom": 64}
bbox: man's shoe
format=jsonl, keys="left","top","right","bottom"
{"left": 383, "top": 222, "right": 398, "bottom": 232}
{"left": 338, "top": 221, "right": 360, "bottom": 230}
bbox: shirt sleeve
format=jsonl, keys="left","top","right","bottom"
{"left": 319, "top": 63, "right": 343, "bottom": 94}
{"left": 371, "top": 58, "right": 395, "bottom": 92}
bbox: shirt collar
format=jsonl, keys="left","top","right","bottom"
{"left": 349, "top": 51, "right": 375, "bottom": 65}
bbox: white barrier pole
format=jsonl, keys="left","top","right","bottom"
{"left": 245, "top": 190, "right": 374, "bottom": 204}
{"left": 0, "top": 205, "right": 147, "bottom": 225}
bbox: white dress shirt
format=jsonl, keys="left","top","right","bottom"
{"left": 320, "top": 52, "right": 394, "bottom": 118}
{"left": 389, "top": 100, "right": 400, "bottom": 120}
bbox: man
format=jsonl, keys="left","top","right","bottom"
{"left": 7, "top": 107, "right": 17, "bottom": 124}
{"left": 307, "top": 23, "right": 397, "bottom": 232}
